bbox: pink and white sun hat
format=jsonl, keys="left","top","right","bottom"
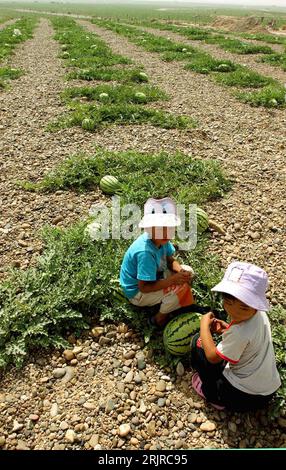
{"left": 139, "top": 197, "right": 181, "bottom": 228}
{"left": 211, "top": 261, "right": 269, "bottom": 311}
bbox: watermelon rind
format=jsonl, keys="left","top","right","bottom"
{"left": 163, "top": 312, "right": 201, "bottom": 356}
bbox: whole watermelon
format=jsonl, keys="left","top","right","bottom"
{"left": 99, "top": 175, "right": 122, "bottom": 195}
{"left": 196, "top": 207, "right": 209, "bottom": 234}
{"left": 217, "top": 63, "right": 232, "bottom": 72}
{"left": 81, "top": 118, "right": 95, "bottom": 131}
{"left": 99, "top": 92, "right": 109, "bottom": 102}
{"left": 163, "top": 312, "right": 201, "bottom": 356}
{"left": 134, "top": 92, "right": 147, "bottom": 103}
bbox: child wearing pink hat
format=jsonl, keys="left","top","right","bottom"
{"left": 191, "top": 261, "right": 281, "bottom": 412}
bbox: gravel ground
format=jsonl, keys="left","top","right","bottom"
{"left": 0, "top": 18, "right": 109, "bottom": 277}
{"left": 0, "top": 18, "right": 285, "bottom": 451}
{"left": 0, "top": 324, "right": 286, "bottom": 450}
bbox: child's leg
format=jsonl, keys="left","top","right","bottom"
{"left": 153, "top": 282, "right": 195, "bottom": 326}
{"left": 190, "top": 333, "right": 226, "bottom": 404}
{"left": 130, "top": 290, "right": 164, "bottom": 308}
{"left": 130, "top": 279, "right": 195, "bottom": 327}
{"left": 191, "top": 334, "right": 275, "bottom": 411}
{"left": 218, "top": 378, "right": 275, "bottom": 412}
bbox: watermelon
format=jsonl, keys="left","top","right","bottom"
{"left": 163, "top": 312, "right": 201, "bottom": 356}
{"left": 99, "top": 92, "right": 109, "bottom": 102}
{"left": 61, "top": 44, "right": 68, "bottom": 51}
{"left": 99, "top": 175, "right": 122, "bottom": 195}
{"left": 62, "top": 51, "right": 70, "bottom": 59}
{"left": 217, "top": 63, "right": 232, "bottom": 72}
{"left": 269, "top": 98, "right": 278, "bottom": 107}
{"left": 81, "top": 118, "right": 95, "bottom": 131}
{"left": 131, "top": 71, "right": 149, "bottom": 83}
{"left": 134, "top": 92, "right": 147, "bottom": 103}
{"left": 196, "top": 207, "right": 209, "bottom": 234}
{"left": 138, "top": 72, "right": 149, "bottom": 82}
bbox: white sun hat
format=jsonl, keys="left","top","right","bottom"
{"left": 211, "top": 261, "right": 269, "bottom": 311}
{"left": 138, "top": 197, "right": 181, "bottom": 228}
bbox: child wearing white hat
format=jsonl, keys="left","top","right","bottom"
{"left": 120, "top": 197, "right": 195, "bottom": 327}
{"left": 191, "top": 261, "right": 281, "bottom": 411}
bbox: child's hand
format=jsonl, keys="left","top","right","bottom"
{"left": 180, "top": 268, "right": 195, "bottom": 285}
{"left": 211, "top": 319, "right": 229, "bottom": 334}
{"left": 201, "top": 312, "right": 215, "bottom": 329}
{"left": 171, "top": 271, "right": 191, "bottom": 285}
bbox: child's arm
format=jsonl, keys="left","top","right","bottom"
{"left": 138, "top": 271, "right": 190, "bottom": 293}
{"left": 200, "top": 313, "right": 223, "bottom": 364}
{"left": 167, "top": 256, "right": 193, "bottom": 284}
{"left": 167, "top": 256, "right": 182, "bottom": 273}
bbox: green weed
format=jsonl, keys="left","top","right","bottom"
{"left": 269, "top": 306, "right": 286, "bottom": 417}
{"left": 0, "top": 17, "right": 37, "bottom": 87}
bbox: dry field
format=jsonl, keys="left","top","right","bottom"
{"left": 0, "top": 12, "right": 285, "bottom": 451}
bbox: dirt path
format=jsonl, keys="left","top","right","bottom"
{"left": 80, "top": 20, "right": 286, "bottom": 307}
{"left": 269, "top": 29, "right": 286, "bottom": 37}
{"left": 140, "top": 25, "right": 286, "bottom": 84}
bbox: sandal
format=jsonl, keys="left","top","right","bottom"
{"left": 192, "top": 372, "right": 206, "bottom": 399}
{"left": 192, "top": 372, "right": 226, "bottom": 411}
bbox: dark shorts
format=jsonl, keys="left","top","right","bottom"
{"left": 190, "top": 333, "right": 274, "bottom": 412}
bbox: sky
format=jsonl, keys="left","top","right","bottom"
{"left": 65, "top": 0, "right": 286, "bottom": 6}
{"left": 137, "top": 0, "right": 286, "bottom": 4}
{"left": 4, "top": 0, "right": 286, "bottom": 8}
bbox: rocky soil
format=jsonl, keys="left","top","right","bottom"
{"left": 0, "top": 17, "right": 285, "bottom": 450}
{"left": 1, "top": 323, "right": 285, "bottom": 451}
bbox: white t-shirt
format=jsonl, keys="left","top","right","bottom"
{"left": 216, "top": 311, "right": 281, "bottom": 395}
